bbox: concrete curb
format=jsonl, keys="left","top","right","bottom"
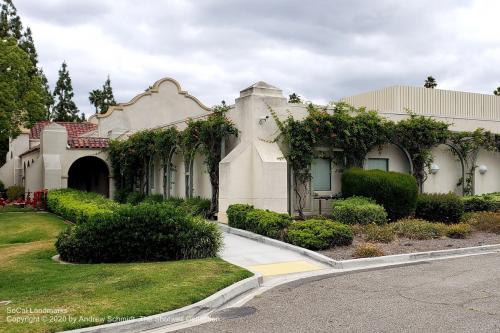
{"left": 218, "top": 223, "right": 337, "bottom": 267}
{"left": 63, "top": 274, "right": 262, "bottom": 333}
{"left": 219, "top": 223, "right": 500, "bottom": 269}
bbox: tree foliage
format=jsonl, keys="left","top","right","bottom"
{"left": 0, "top": 37, "right": 46, "bottom": 158}
{"left": 494, "top": 87, "right": 500, "bottom": 96}
{"left": 52, "top": 62, "right": 80, "bottom": 122}
{"left": 288, "top": 93, "right": 302, "bottom": 103}
{"left": 88, "top": 75, "right": 116, "bottom": 114}
{"left": 424, "top": 76, "right": 437, "bottom": 89}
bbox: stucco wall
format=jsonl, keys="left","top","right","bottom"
{"left": 475, "top": 149, "right": 500, "bottom": 195}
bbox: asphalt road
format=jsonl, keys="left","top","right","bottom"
{"left": 181, "top": 253, "right": 500, "bottom": 333}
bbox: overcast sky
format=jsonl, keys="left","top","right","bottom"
{"left": 15, "top": 0, "right": 500, "bottom": 115}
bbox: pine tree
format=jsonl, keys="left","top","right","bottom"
{"left": 88, "top": 75, "right": 116, "bottom": 114}
{"left": 0, "top": 0, "right": 22, "bottom": 39}
{"left": 52, "top": 62, "right": 80, "bottom": 122}
{"left": 19, "top": 27, "right": 37, "bottom": 66}
{"left": 494, "top": 87, "right": 500, "bottom": 96}
{"left": 424, "top": 76, "right": 437, "bottom": 89}
{"left": 288, "top": 93, "right": 302, "bottom": 103}
{"left": 39, "top": 69, "right": 53, "bottom": 119}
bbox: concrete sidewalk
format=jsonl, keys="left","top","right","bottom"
{"left": 220, "top": 230, "right": 330, "bottom": 278}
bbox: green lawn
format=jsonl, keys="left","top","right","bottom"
{"left": 0, "top": 212, "right": 251, "bottom": 333}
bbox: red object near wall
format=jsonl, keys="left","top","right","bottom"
{"left": 33, "top": 189, "right": 48, "bottom": 210}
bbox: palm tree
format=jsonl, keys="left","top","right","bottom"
{"left": 424, "top": 76, "right": 437, "bottom": 89}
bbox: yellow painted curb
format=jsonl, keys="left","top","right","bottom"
{"left": 248, "top": 260, "right": 323, "bottom": 276}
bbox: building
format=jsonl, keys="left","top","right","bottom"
{"left": 1, "top": 78, "right": 499, "bottom": 220}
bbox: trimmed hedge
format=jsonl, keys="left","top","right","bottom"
{"left": 331, "top": 196, "right": 387, "bottom": 225}
{"left": 341, "top": 168, "right": 418, "bottom": 220}
{"left": 48, "top": 189, "right": 119, "bottom": 224}
{"left": 287, "top": 219, "right": 353, "bottom": 250}
{"left": 416, "top": 193, "right": 464, "bottom": 224}
{"left": 245, "top": 209, "right": 292, "bottom": 240}
{"left": 56, "top": 203, "right": 222, "bottom": 263}
{"left": 463, "top": 195, "right": 499, "bottom": 212}
{"left": 227, "top": 204, "right": 254, "bottom": 229}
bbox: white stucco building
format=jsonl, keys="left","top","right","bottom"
{"left": 1, "top": 78, "right": 499, "bottom": 219}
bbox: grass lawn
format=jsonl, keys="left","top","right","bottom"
{"left": 0, "top": 212, "right": 251, "bottom": 333}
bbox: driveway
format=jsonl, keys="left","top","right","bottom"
{"left": 180, "top": 253, "right": 500, "bottom": 333}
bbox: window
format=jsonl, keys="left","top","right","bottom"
{"left": 366, "top": 158, "right": 389, "bottom": 171}
{"left": 312, "top": 158, "right": 331, "bottom": 191}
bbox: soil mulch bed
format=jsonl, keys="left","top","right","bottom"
{"left": 319, "top": 232, "right": 500, "bottom": 260}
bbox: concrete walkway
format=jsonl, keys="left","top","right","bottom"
{"left": 220, "top": 231, "right": 330, "bottom": 278}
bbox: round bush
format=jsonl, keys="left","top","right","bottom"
{"left": 416, "top": 193, "right": 464, "bottom": 224}
{"left": 227, "top": 204, "right": 255, "bottom": 229}
{"left": 390, "top": 218, "right": 446, "bottom": 240}
{"left": 341, "top": 168, "right": 418, "bottom": 220}
{"left": 331, "top": 196, "right": 387, "bottom": 225}
{"left": 363, "top": 224, "right": 395, "bottom": 243}
{"left": 55, "top": 203, "right": 222, "bottom": 263}
{"left": 287, "top": 219, "right": 353, "bottom": 250}
{"left": 446, "top": 223, "right": 471, "bottom": 239}
{"left": 244, "top": 209, "right": 292, "bottom": 240}
{"left": 352, "top": 243, "right": 384, "bottom": 258}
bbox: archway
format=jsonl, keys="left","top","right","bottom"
{"left": 68, "top": 156, "right": 109, "bottom": 197}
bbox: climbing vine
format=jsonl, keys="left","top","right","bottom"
{"left": 271, "top": 102, "right": 392, "bottom": 218}
{"left": 108, "top": 102, "right": 237, "bottom": 217}
{"left": 391, "top": 112, "right": 450, "bottom": 192}
{"left": 450, "top": 128, "right": 496, "bottom": 195}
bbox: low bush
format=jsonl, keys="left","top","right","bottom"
{"left": 352, "top": 243, "right": 385, "bottom": 258}
{"left": 227, "top": 204, "right": 254, "bottom": 229}
{"left": 48, "top": 189, "right": 119, "bottom": 224}
{"left": 463, "top": 196, "right": 496, "bottom": 212}
{"left": 287, "top": 219, "right": 353, "bottom": 250}
{"left": 390, "top": 218, "right": 446, "bottom": 240}
{"left": 56, "top": 203, "right": 222, "bottom": 263}
{"left": 142, "top": 194, "right": 165, "bottom": 204}
{"left": 331, "top": 196, "right": 387, "bottom": 225}
{"left": 6, "top": 186, "right": 25, "bottom": 200}
{"left": 183, "top": 197, "right": 211, "bottom": 218}
{"left": 125, "top": 192, "right": 145, "bottom": 205}
{"left": 363, "top": 224, "right": 395, "bottom": 243}
{"left": 415, "top": 193, "right": 464, "bottom": 224}
{"left": 464, "top": 211, "right": 500, "bottom": 234}
{"left": 341, "top": 168, "right": 418, "bottom": 220}
{"left": 446, "top": 223, "right": 471, "bottom": 239}
{"left": 245, "top": 209, "right": 292, "bottom": 240}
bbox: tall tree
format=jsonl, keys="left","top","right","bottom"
{"left": 39, "top": 69, "right": 53, "bottom": 119}
{"left": 0, "top": 0, "right": 22, "bottom": 39}
{"left": 52, "top": 62, "right": 80, "bottom": 122}
{"left": 88, "top": 75, "right": 116, "bottom": 114}
{"left": 494, "top": 87, "right": 500, "bottom": 96}
{"left": 0, "top": 37, "right": 46, "bottom": 163}
{"left": 424, "top": 76, "right": 437, "bottom": 89}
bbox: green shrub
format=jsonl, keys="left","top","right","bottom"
{"left": 227, "top": 204, "right": 254, "bottom": 229}
{"left": 183, "top": 197, "right": 211, "bottom": 218}
{"left": 113, "top": 188, "right": 129, "bottom": 204}
{"left": 463, "top": 196, "right": 496, "bottom": 212}
{"left": 48, "top": 189, "right": 119, "bottom": 224}
{"left": 125, "top": 192, "right": 144, "bottom": 205}
{"left": 391, "top": 218, "right": 446, "bottom": 240}
{"left": 341, "top": 168, "right": 418, "bottom": 220}
{"left": 352, "top": 243, "right": 385, "bottom": 258}
{"left": 142, "top": 194, "right": 165, "bottom": 204}
{"left": 162, "top": 196, "right": 211, "bottom": 218}
{"left": 244, "top": 209, "right": 292, "bottom": 240}
{"left": 6, "top": 186, "right": 25, "bottom": 200}
{"left": 331, "top": 196, "right": 387, "bottom": 225}
{"left": 364, "top": 224, "right": 395, "bottom": 243}
{"left": 464, "top": 211, "right": 500, "bottom": 234}
{"left": 416, "top": 193, "right": 464, "bottom": 224}
{"left": 56, "top": 203, "right": 222, "bottom": 263}
{"left": 446, "top": 223, "right": 471, "bottom": 239}
{"left": 287, "top": 219, "right": 353, "bottom": 250}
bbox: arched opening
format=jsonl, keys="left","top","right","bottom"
{"left": 68, "top": 156, "right": 109, "bottom": 197}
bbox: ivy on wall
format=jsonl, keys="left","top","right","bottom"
{"left": 450, "top": 128, "right": 497, "bottom": 195}
{"left": 107, "top": 102, "right": 237, "bottom": 218}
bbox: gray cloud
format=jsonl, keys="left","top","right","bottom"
{"left": 15, "top": 0, "right": 500, "bottom": 115}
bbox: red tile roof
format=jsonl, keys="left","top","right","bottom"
{"left": 30, "top": 121, "right": 97, "bottom": 139}
{"left": 67, "top": 137, "right": 109, "bottom": 149}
